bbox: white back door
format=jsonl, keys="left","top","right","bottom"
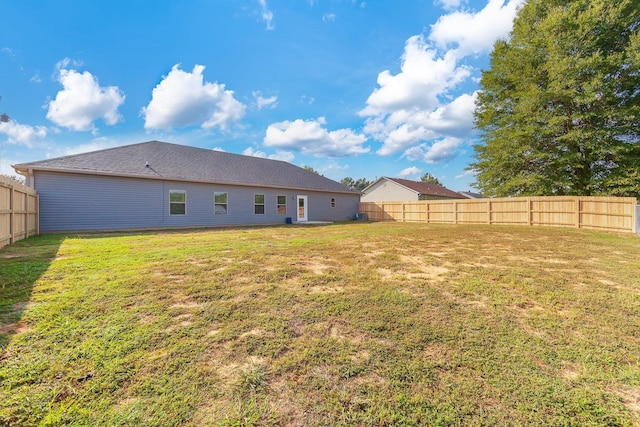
{"left": 297, "top": 195, "right": 308, "bottom": 222}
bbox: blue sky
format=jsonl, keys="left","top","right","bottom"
{"left": 0, "top": 0, "right": 523, "bottom": 191}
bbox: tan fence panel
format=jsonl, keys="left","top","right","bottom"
{"left": 384, "top": 202, "right": 404, "bottom": 221}
{"left": 578, "top": 197, "right": 636, "bottom": 232}
{"left": 0, "top": 176, "right": 39, "bottom": 249}
{"left": 359, "top": 196, "right": 638, "bottom": 234}
{"left": 457, "top": 200, "right": 490, "bottom": 224}
{"left": 488, "top": 198, "right": 529, "bottom": 225}
{"left": 403, "top": 201, "right": 427, "bottom": 222}
{"left": 427, "top": 201, "right": 456, "bottom": 223}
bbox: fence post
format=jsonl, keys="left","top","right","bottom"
{"left": 24, "top": 190, "right": 29, "bottom": 239}
{"left": 9, "top": 184, "right": 15, "bottom": 244}
{"left": 576, "top": 197, "right": 581, "bottom": 229}
{"left": 401, "top": 202, "right": 405, "bottom": 223}
{"left": 36, "top": 194, "right": 40, "bottom": 236}
{"left": 425, "top": 201, "right": 429, "bottom": 224}
{"left": 528, "top": 198, "right": 532, "bottom": 227}
{"left": 454, "top": 201, "right": 458, "bottom": 224}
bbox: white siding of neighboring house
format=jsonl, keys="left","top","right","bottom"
{"left": 361, "top": 179, "right": 417, "bottom": 202}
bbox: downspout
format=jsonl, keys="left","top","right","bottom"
{"left": 14, "top": 167, "right": 35, "bottom": 189}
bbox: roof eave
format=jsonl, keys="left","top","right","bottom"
{"left": 13, "top": 165, "right": 358, "bottom": 195}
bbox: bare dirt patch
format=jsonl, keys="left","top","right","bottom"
{"left": 0, "top": 252, "right": 30, "bottom": 259}
{"left": 611, "top": 384, "right": 640, "bottom": 414}
{"left": 558, "top": 362, "right": 580, "bottom": 380}
{"left": 0, "top": 321, "right": 29, "bottom": 335}
{"left": 306, "top": 285, "right": 344, "bottom": 294}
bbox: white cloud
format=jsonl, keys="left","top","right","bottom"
{"left": 398, "top": 166, "right": 422, "bottom": 178}
{"left": 365, "top": 92, "right": 475, "bottom": 156}
{"left": 429, "top": 0, "right": 524, "bottom": 55}
{"left": 62, "top": 139, "right": 123, "bottom": 156}
{"left": 300, "top": 95, "right": 315, "bottom": 105}
{"left": 403, "top": 137, "right": 464, "bottom": 163}
{"left": 318, "top": 160, "right": 349, "bottom": 178}
{"left": 212, "top": 146, "right": 226, "bottom": 152}
{"left": 360, "top": 1, "right": 522, "bottom": 162}
{"left": 258, "top": 0, "right": 275, "bottom": 30}
{"left": 141, "top": 64, "right": 246, "bottom": 131}
{"left": 243, "top": 146, "right": 295, "bottom": 162}
{"left": 322, "top": 13, "right": 336, "bottom": 22}
{"left": 253, "top": 91, "right": 278, "bottom": 110}
{"left": 242, "top": 147, "right": 267, "bottom": 158}
{"left": 369, "top": 121, "right": 436, "bottom": 156}
{"left": 46, "top": 62, "right": 125, "bottom": 132}
{"left": 435, "top": 0, "right": 466, "bottom": 11}
{"left": 360, "top": 36, "right": 470, "bottom": 117}
{"left": 2, "top": 156, "right": 22, "bottom": 178}
{"left": 0, "top": 121, "right": 47, "bottom": 147}
{"left": 264, "top": 117, "right": 369, "bottom": 157}
{"left": 456, "top": 168, "right": 476, "bottom": 180}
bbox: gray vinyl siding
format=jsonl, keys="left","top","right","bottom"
{"left": 34, "top": 171, "right": 360, "bottom": 232}
{"left": 36, "top": 172, "right": 164, "bottom": 232}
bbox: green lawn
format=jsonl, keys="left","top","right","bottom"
{"left": 1, "top": 222, "right": 639, "bottom": 426}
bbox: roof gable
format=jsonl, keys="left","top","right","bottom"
{"left": 365, "top": 177, "right": 465, "bottom": 199}
{"left": 13, "top": 141, "right": 357, "bottom": 194}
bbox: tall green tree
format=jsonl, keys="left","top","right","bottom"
{"left": 471, "top": 0, "right": 640, "bottom": 198}
{"left": 340, "top": 177, "right": 371, "bottom": 191}
{"left": 420, "top": 172, "right": 442, "bottom": 186}
{"left": 303, "top": 165, "right": 320, "bottom": 175}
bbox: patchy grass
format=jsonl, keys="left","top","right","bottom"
{"left": 1, "top": 222, "right": 639, "bottom": 426}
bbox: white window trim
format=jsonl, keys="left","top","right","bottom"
{"left": 214, "top": 191, "right": 228, "bottom": 215}
{"left": 254, "top": 193, "right": 265, "bottom": 215}
{"left": 276, "top": 195, "right": 287, "bottom": 215}
{"left": 169, "top": 190, "right": 187, "bottom": 216}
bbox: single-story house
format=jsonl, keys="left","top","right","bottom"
{"left": 360, "top": 177, "right": 466, "bottom": 202}
{"left": 13, "top": 141, "right": 361, "bottom": 232}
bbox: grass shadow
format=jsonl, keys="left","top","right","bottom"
{"left": 0, "top": 234, "right": 65, "bottom": 351}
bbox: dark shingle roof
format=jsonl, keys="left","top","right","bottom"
{"left": 386, "top": 177, "right": 465, "bottom": 199}
{"left": 13, "top": 141, "right": 357, "bottom": 194}
{"left": 459, "top": 191, "right": 484, "bottom": 199}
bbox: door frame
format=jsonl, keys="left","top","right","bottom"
{"left": 296, "top": 195, "right": 308, "bottom": 222}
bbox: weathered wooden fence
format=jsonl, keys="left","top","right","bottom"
{"left": 0, "top": 176, "right": 39, "bottom": 249}
{"left": 359, "top": 196, "right": 639, "bottom": 234}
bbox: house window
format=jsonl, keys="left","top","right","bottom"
{"left": 254, "top": 194, "right": 265, "bottom": 215}
{"left": 331, "top": 197, "right": 336, "bottom": 208}
{"left": 214, "top": 192, "right": 228, "bottom": 215}
{"left": 169, "top": 190, "right": 186, "bottom": 215}
{"left": 277, "top": 195, "right": 287, "bottom": 215}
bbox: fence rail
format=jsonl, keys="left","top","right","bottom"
{"left": 359, "top": 196, "right": 639, "bottom": 234}
{"left": 0, "top": 176, "right": 39, "bottom": 249}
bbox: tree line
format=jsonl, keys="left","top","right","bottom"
{"left": 471, "top": 0, "right": 639, "bottom": 198}
{"left": 303, "top": 166, "right": 444, "bottom": 191}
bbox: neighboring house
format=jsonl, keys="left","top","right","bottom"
{"left": 360, "top": 177, "right": 466, "bottom": 202}
{"left": 458, "top": 191, "right": 484, "bottom": 199}
{"left": 12, "top": 141, "right": 361, "bottom": 232}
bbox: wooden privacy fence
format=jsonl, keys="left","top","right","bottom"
{"left": 0, "top": 176, "right": 39, "bottom": 249}
{"left": 359, "top": 196, "right": 639, "bottom": 234}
